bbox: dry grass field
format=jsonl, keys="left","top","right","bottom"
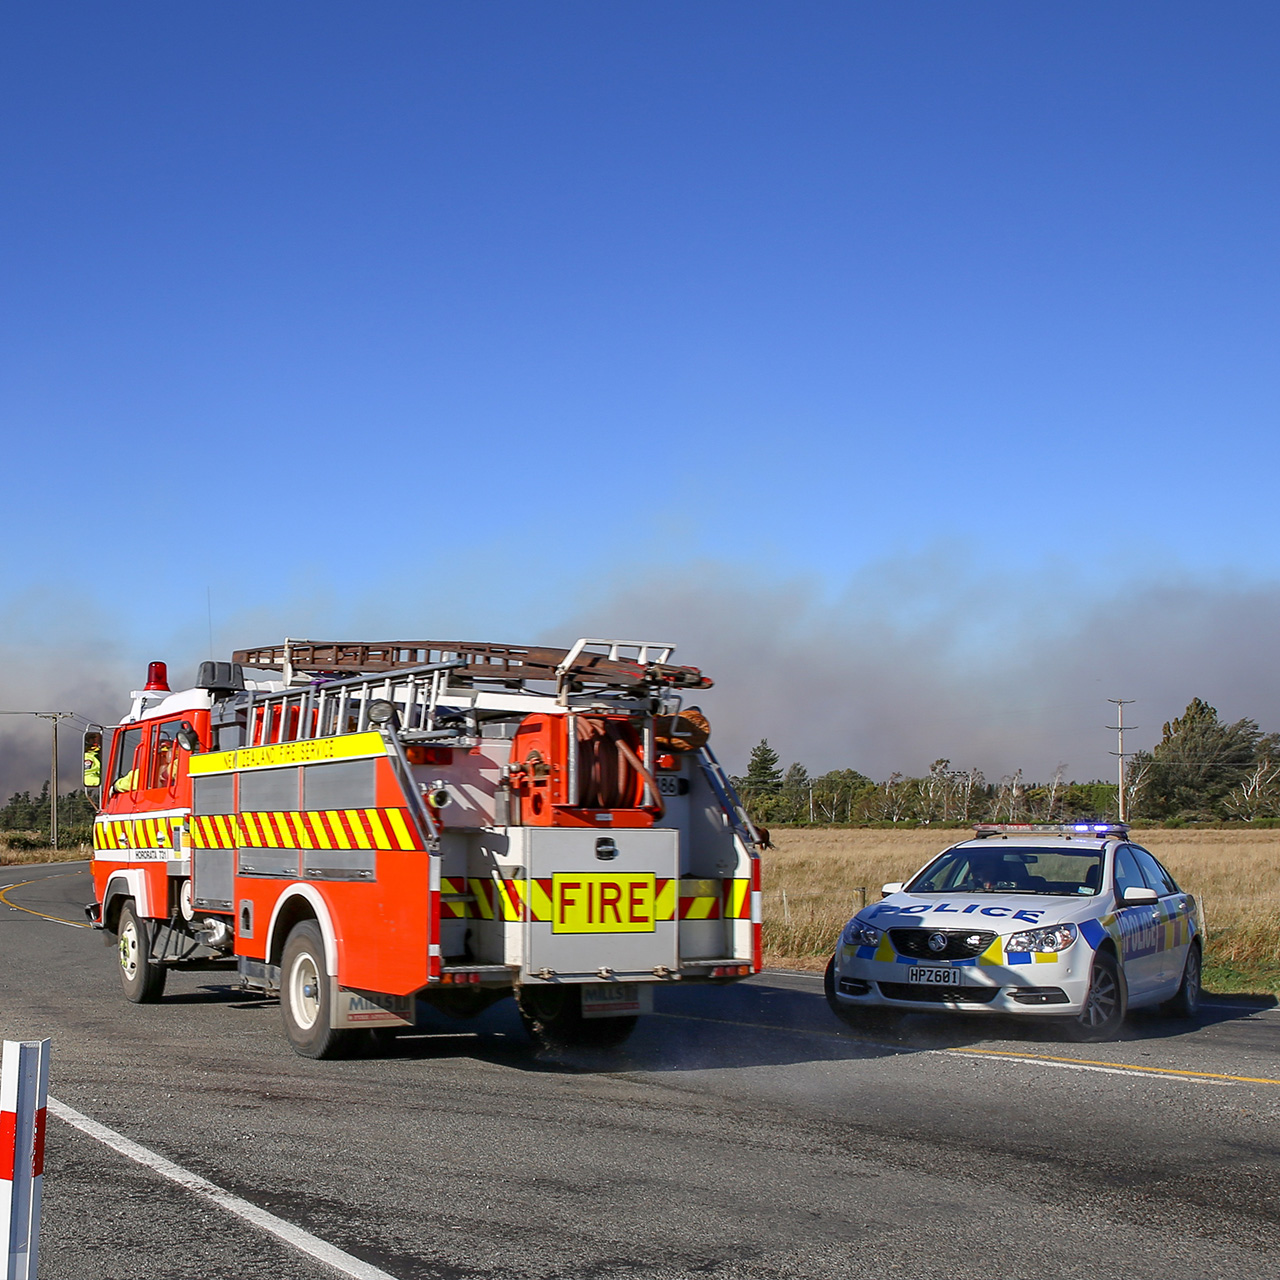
{"left": 763, "top": 827, "right": 1280, "bottom": 994}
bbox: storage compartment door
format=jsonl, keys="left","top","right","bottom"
{"left": 524, "top": 828, "right": 678, "bottom": 978}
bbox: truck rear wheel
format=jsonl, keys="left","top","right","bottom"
{"left": 118, "top": 901, "right": 167, "bottom": 1003}
{"left": 517, "top": 985, "right": 637, "bottom": 1049}
{"left": 280, "top": 921, "right": 353, "bottom": 1059}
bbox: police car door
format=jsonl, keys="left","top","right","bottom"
{"left": 1130, "top": 844, "right": 1192, "bottom": 994}
{"left": 1111, "top": 845, "right": 1163, "bottom": 999}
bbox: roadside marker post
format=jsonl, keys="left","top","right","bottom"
{"left": 1, "top": 1040, "right": 50, "bottom": 1280}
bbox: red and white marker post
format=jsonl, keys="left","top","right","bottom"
{"left": 1, "top": 1040, "right": 50, "bottom": 1280}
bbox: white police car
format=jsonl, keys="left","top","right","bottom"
{"left": 825, "top": 824, "right": 1202, "bottom": 1041}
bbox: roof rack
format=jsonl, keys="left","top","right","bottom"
{"left": 231, "top": 638, "right": 713, "bottom": 693}
{"left": 972, "top": 823, "right": 1128, "bottom": 838}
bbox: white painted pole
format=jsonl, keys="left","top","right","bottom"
{"left": 1, "top": 1040, "right": 50, "bottom": 1280}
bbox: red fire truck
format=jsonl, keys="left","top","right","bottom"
{"left": 84, "top": 639, "right": 762, "bottom": 1057}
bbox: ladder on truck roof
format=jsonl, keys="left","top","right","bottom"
{"left": 236, "top": 656, "right": 763, "bottom": 853}
{"left": 231, "top": 638, "right": 712, "bottom": 692}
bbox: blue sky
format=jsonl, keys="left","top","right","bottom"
{"left": 4, "top": 3, "right": 1280, "bottom": 785}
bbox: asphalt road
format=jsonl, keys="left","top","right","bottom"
{"left": 3, "top": 860, "right": 1278, "bottom": 1280}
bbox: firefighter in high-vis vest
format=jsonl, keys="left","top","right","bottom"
{"left": 83, "top": 735, "right": 101, "bottom": 789}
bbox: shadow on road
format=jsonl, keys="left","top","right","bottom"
{"left": 184, "top": 971, "right": 1271, "bottom": 1074}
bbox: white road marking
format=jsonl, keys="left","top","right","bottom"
{"left": 47, "top": 1098, "right": 400, "bottom": 1280}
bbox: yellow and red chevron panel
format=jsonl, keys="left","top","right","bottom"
{"left": 440, "top": 877, "right": 499, "bottom": 919}
{"left": 188, "top": 808, "right": 419, "bottom": 852}
{"left": 93, "top": 815, "right": 183, "bottom": 852}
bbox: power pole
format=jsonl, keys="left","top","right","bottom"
{"left": 1108, "top": 699, "right": 1136, "bottom": 823}
{"left": 0, "top": 710, "right": 76, "bottom": 848}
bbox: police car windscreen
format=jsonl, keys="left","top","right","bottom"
{"left": 908, "top": 847, "right": 1104, "bottom": 896}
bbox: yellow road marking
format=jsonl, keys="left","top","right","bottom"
{"left": 654, "top": 1013, "right": 1280, "bottom": 1086}
{"left": 946, "top": 1046, "right": 1280, "bottom": 1087}
{"left": 0, "top": 871, "right": 92, "bottom": 928}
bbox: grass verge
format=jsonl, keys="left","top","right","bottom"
{"left": 0, "top": 845, "right": 91, "bottom": 866}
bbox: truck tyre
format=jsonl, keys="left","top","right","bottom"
{"left": 280, "top": 921, "right": 352, "bottom": 1059}
{"left": 118, "top": 901, "right": 167, "bottom": 1003}
{"left": 517, "top": 985, "right": 637, "bottom": 1050}
{"left": 824, "top": 956, "right": 900, "bottom": 1035}
{"left": 1063, "top": 950, "right": 1127, "bottom": 1042}
{"left": 1163, "top": 941, "right": 1202, "bottom": 1019}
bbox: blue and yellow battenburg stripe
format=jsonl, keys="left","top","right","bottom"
{"left": 845, "top": 933, "right": 1059, "bottom": 967}
{"left": 844, "top": 903, "right": 1199, "bottom": 968}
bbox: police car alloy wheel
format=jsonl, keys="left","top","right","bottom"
{"left": 826, "top": 824, "right": 1201, "bottom": 1042}
{"left": 1064, "top": 950, "right": 1126, "bottom": 1042}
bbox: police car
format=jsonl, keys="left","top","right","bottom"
{"left": 825, "top": 824, "right": 1202, "bottom": 1041}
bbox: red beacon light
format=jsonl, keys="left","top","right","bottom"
{"left": 144, "top": 661, "right": 170, "bottom": 692}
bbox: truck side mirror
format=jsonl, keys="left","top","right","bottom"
{"left": 82, "top": 729, "right": 103, "bottom": 790}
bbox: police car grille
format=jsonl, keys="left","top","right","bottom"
{"left": 877, "top": 981, "right": 1000, "bottom": 1004}
{"left": 889, "top": 928, "right": 996, "bottom": 960}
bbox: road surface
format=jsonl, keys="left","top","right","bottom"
{"left": 2, "top": 861, "right": 1277, "bottom": 1279}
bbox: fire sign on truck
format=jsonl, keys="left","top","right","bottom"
{"left": 82, "top": 638, "right": 763, "bottom": 1057}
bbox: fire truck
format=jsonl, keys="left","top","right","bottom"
{"left": 83, "top": 639, "right": 762, "bottom": 1057}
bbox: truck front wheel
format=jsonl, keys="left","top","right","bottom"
{"left": 118, "top": 901, "right": 166, "bottom": 1003}
{"left": 517, "top": 985, "right": 637, "bottom": 1050}
{"left": 280, "top": 921, "right": 352, "bottom": 1059}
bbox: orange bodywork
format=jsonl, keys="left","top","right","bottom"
{"left": 94, "top": 707, "right": 684, "bottom": 999}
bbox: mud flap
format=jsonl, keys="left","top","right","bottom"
{"left": 331, "top": 982, "right": 416, "bottom": 1029}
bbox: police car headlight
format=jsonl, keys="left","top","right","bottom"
{"left": 844, "top": 920, "right": 882, "bottom": 947}
{"left": 1005, "top": 923, "right": 1078, "bottom": 953}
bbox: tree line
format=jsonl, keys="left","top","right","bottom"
{"left": 732, "top": 697, "right": 1280, "bottom": 826}
{"left": 2, "top": 695, "right": 1274, "bottom": 839}
{"left": 0, "top": 784, "right": 96, "bottom": 847}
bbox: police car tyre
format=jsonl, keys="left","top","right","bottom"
{"left": 824, "top": 957, "right": 900, "bottom": 1034}
{"left": 1064, "top": 950, "right": 1127, "bottom": 1042}
{"left": 517, "top": 984, "right": 637, "bottom": 1049}
{"left": 280, "top": 921, "right": 354, "bottom": 1060}
{"left": 117, "top": 901, "right": 166, "bottom": 1003}
{"left": 1163, "top": 940, "right": 1202, "bottom": 1020}
{"left": 823, "top": 956, "right": 851, "bottom": 1024}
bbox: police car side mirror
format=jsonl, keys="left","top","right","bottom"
{"left": 881, "top": 882, "right": 904, "bottom": 897}
{"left": 1121, "top": 886, "right": 1159, "bottom": 906}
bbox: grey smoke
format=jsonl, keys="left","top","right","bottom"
{"left": 4, "top": 556, "right": 1280, "bottom": 797}
{"left": 553, "top": 559, "right": 1280, "bottom": 782}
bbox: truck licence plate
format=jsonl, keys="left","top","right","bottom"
{"left": 907, "top": 966, "right": 964, "bottom": 986}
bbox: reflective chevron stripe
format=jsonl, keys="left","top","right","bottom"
{"left": 186, "top": 809, "right": 420, "bottom": 851}
{"left": 93, "top": 815, "right": 183, "bottom": 852}
{"left": 678, "top": 880, "right": 721, "bottom": 920}
{"left": 724, "top": 878, "right": 752, "bottom": 919}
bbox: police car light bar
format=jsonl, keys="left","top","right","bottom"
{"left": 972, "top": 823, "right": 1128, "bottom": 837}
